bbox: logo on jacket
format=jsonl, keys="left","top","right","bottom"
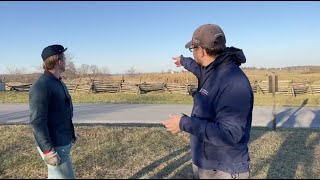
{"left": 199, "top": 88, "right": 209, "bottom": 96}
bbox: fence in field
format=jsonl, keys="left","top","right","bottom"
{"left": 90, "top": 80, "right": 197, "bottom": 95}
{"left": 3, "top": 78, "right": 320, "bottom": 96}
{"left": 250, "top": 80, "right": 320, "bottom": 96}
{"left": 4, "top": 83, "right": 32, "bottom": 92}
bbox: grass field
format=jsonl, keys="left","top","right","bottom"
{"left": 95, "top": 70, "right": 320, "bottom": 83}
{"left": 1, "top": 91, "right": 320, "bottom": 107}
{"left": 0, "top": 125, "right": 319, "bottom": 179}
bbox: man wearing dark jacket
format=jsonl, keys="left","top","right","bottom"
{"left": 29, "top": 44, "right": 76, "bottom": 179}
{"left": 163, "top": 24, "right": 253, "bottom": 179}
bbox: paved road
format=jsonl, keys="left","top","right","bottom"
{"left": 0, "top": 104, "right": 319, "bottom": 128}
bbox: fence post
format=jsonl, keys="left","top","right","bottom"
{"left": 292, "top": 86, "right": 296, "bottom": 97}
{"left": 308, "top": 82, "right": 313, "bottom": 95}
{"left": 270, "top": 72, "right": 277, "bottom": 131}
{"left": 118, "top": 81, "right": 122, "bottom": 93}
{"left": 121, "top": 75, "right": 125, "bottom": 82}
{"left": 73, "top": 77, "right": 82, "bottom": 93}
{"left": 137, "top": 85, "right": 141, "bottom": 94}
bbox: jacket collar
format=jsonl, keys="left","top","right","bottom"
{"left": 44, "top": 70, "right": 62, "bottom": 80}
{"left": 204, "top": 46, "right": 247, "bottom": 74}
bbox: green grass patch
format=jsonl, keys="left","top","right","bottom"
{"left": 0, "top": 125, "right": 319, "bottom": 179}
{"left": 0, "top": 92, "right": 29, "bottom": 103}
{"left": 1, "top": 91, "right": 320, "bottom": 107}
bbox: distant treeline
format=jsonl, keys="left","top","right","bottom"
{"left": 242, "top": 66, "right": 320, "bottom": 72}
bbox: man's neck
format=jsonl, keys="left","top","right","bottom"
{"left": 47, "top": 69, "right": 61, "bottom": 79}
{"left": 202, "top": 55, "right": 218, "bottom": 67}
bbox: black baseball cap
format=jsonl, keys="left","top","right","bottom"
{"left": 185, "top": 24, "right": 226, "bottom": 49}
{"left": 41, "top": 44, "right": 67, "bottom": 61}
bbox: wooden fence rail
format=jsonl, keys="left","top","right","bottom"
{"left": 4, "top": 80, "right": 320, "bottom": 96}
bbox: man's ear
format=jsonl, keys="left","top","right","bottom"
{"left": 201, "top": 48, "right": 206, "bottom": 58}
{"left": 57, "top": 60, "right": 63, "bottom": 66}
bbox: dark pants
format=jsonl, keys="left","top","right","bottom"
{"left": 192, "top": 164, "right": 250, "bottom": 179}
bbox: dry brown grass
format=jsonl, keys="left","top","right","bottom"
{"left": 113, "top": 70, "right": 320, "bottom": 83}
{"left": 3, "top": 69, "right": 320, "bottom": 85}
{"left": 244, "top": 69, "right": 320, "bottom": 82}
{"left": 84, "top": 70, "right": 320, "bottom": 84}
{"left": 72, "top": 70, "right": 320, "bottom": 87}
{"left": 0, "top": 125, "right": 320, "bottom": 179}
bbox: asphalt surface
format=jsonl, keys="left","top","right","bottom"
{"left": 0, "top": 104, "right": 319, "bottom": 128}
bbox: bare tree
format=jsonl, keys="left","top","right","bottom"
{"left": 66, "top": 61, "right": 76, "bottom": 74}
{"left": 64, "top": 61, "right": 77, "bottom": 78}
{"left": 99, "top": 66, "right": 110, "bottom": 75}
{"left": 100, "top": 66, "right": 110, "bottom": 79}
{"left": 125, "top": 67, "right": 136, "bottom": 75}
{"left": 33, "top": 51, "right": 77, "bottom": 74}
{"left": 5, "top": 65, "right": 28, "bottom": 82}
{"left": 63, "top": 52, "right": 78, "bottom": 79}
{"left": 78, "top": 64, "right": 90, "bottom": 75}
{"left": 90, "top": 65, "right": 99, "bottom": 75}
{"left": 33, "top": 64, "right": 44, "bottom": 72}
{"left": 64, "top": 52, "right": 74, "bottom": 62}
{"left": 6, "top": 65, "right": 26, "bottom": 75}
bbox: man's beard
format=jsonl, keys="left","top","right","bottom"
{"left": 60, "top": 66, "right": 66, "bottom": 73}
{"left": 194, "top": 58, "right": 202, "bottom": 66}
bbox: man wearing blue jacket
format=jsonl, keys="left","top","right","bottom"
{"left": 163, "top": 24, "right": 253, "bottom": 179}
{"left": 29, "top": 44, "right": 76, "bottom": 179}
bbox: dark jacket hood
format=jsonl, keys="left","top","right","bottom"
{"left": 213, "top": 46, "right": 246, "bottom": 67}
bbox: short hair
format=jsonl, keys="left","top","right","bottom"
{"left": 204, "top": 36, "right": 226, "bottom": 57}
{"left": 42, "top": 53, "right": 64, "bottom": 70}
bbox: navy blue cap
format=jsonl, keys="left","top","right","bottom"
{"left": 41, "top": 44, "right": 67, "bottom": 61}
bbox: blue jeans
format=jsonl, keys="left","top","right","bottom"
{"left": 37, "top": 144, "right": 75, "bottom": 179}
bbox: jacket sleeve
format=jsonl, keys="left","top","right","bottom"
{"left": 61, "top": 81, "right": 76, "bottom": 141}
{"left": 29, "top": 83, "right": 52, "bottom": 152}
{"left": 179, "top": 82, "right": 253, "bottom": 146}
{"left": 180, "top": 56, "right": 202, "bottom": 78}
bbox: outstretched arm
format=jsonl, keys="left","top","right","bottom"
{"left": 172, "top": 55, "right": 202, "bottom": 78}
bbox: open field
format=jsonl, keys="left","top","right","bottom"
{"left": 1, "top": 91, "right": 320, "bottom": 107}
{"left": 67, "top": 70, "right": 320, "bottom": 83}
{"left": 62, "top": 70, "right": 320, "bottom": 83}
{"left": 243, "top": 69, "right": 320, "bottom": 82}
{"left": 2, "top": 69, "right": 320, "bottom": 84}
{"left": 0, "top": 125, "right": 319, "bottom": 179}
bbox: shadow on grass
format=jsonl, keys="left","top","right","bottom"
{"left": 265, "top": 129, "right": 320, "bottom": 179}
{"left": 249, "top": 127, "right": 270, "bottom": 143}
{"left": 0, "top": 137, "right": 25, "bottom": 176}
{"left": 130, "top": 145, "right": 190, "bottom": 179}
{"left": 0, "top": 140, "right": 41, "bottom": 178}
{"left": 267, "top": 104, "right": 320, "bottom": 179}
{"left": 75, "top": 123, "right": 165, "bottom": 128}
{"left": 170, "top": 161, "right": 193, "bottom": 179}
{"left": 267, "top": 98, "right": 309, "bottom": 128}
{"left": 151, "top": 152, "right": 192, "bottom": 179}
{"left": 251, "top": 98, "right": 320, "bottom": 179}
{"left": 129, "top": 126, "right": 269, "bottom": 179}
